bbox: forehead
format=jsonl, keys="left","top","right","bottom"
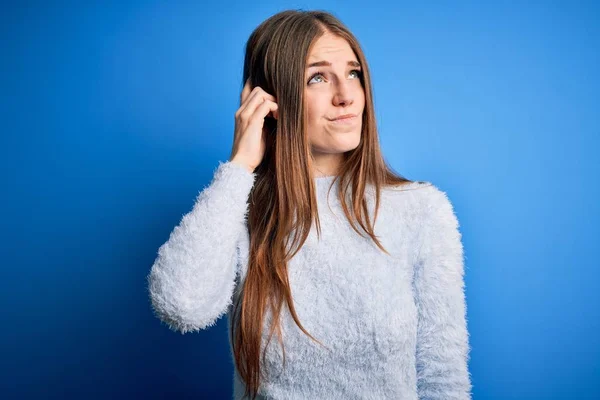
{"left": 307, "top": 33, "right": 356, "bottom": 62}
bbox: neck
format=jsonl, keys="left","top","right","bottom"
{"left": 311, "top": 152, "right": 344, "bottom": 177}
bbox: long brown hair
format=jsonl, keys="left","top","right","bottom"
{"left": 230, "top": 9, "right": 415, "bottom": 399}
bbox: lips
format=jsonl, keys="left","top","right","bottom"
{"left": 329, "top": 113, "right": 357, "bottom": 121}
{"left": 329, "top": 114, "right": 356, "bottom": 121}
{"left": 328, "top": 114, "right": 359, "bottom": 128}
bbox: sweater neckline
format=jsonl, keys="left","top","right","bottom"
{"left": 314, "top": 175, "right": 337, "bottom": 180}
{"left": 314, "top": 175, "right": 339, "bottom": 187}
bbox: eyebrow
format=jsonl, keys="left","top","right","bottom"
{"left": 306, "top": 60, "right": 361, "bottom": 68}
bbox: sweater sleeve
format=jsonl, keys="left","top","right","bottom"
{"left": 413, "top": 184, "right": 472, "bottom": 399}
{"left": 146, "top": 160, "right": 256, "bottom": 334}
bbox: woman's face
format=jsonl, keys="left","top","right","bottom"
{"left": 304, "top": 32, "right": 365, "bottom": 172}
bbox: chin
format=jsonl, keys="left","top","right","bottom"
{"left": 334, "top": 141, "right": 360, "bottom": 153}
{"left": 313, "top": 131, "right": 362, "bottom": 153}
{"left": 342, "top": 132, "right": 361, "bottom": 150}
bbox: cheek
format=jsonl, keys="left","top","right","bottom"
{"left": 305, "top": 97, "right": 325, "bottom": 124}
{"left": 357, "top": 87, "right": 366, "bottom": 106}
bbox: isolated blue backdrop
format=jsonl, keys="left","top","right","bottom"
{"left": 1, "top": 1, "right": 598, "bottom": 399}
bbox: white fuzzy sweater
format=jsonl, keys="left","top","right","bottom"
{"left": 147, "top": 160, "right": 472, "bottom": 399}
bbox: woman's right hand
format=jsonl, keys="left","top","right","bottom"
{"left": 229, "top": 79, "right": 278, "bottom": 173}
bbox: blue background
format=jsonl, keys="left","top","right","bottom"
{"left": 2, "top": 1, "right": 598, "bottom": 399}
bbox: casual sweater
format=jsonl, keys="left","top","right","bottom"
{"left": 147, "top": 160, "right": 472, "bottom": 399}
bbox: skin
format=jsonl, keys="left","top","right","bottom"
{"left": 304, "top": 32, "right": 365, "bottom": 177}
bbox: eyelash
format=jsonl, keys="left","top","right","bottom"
{"left": 307, "top": 69, "right": 362, "bottom": 85}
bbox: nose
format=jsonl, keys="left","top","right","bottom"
{"left": 332, "top": 80, "right": 354, "bottom": 107}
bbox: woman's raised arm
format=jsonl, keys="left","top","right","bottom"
{"left": 146, "top": 160, "right": 256, "bottom": 333}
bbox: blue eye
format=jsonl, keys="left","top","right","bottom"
{"left": 307, "top": 71, "right": 325, "bottom": 84}
{"left": 349, "top": 69, "right": 361, "bottom": 78}
{"left": 307, "top": 69, "right": 362, "bottom": 85}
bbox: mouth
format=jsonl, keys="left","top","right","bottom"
{"left": 328, "top": 114, "right": 356, "bottom": 122}
{"left": 328, "top": 113, "right": 358, "bottom": 124}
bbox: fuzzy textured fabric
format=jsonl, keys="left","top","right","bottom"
{"left": 147, "top": 160, "right": 472, "bottom": 399}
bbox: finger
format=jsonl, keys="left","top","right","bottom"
{"left": 241, "top": 83, "right": 276, "bottom": 109}
{"left": 245, "top": 86, "right": 276, "bottom": 107}
{"left": 267, "top": 107, "right": 279, "bottom": 120}
{"left": 239, "top": 88, "right": 276, "bottom": 121}
{"left": 252, "top": 99, "right": 278, "bottom": 125}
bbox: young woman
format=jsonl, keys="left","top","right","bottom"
{"left": 147, "top": 9, "right": 472, "bottom": 400}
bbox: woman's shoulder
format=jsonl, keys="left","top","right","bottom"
{"left": 386, "top": 179, "right": 433, "bottom": 192}
{"left": 383, "top": 179, "right": 456, "bottom": 218}
{"left": 383, "top": 179, "right": 439, "bottom": 202}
